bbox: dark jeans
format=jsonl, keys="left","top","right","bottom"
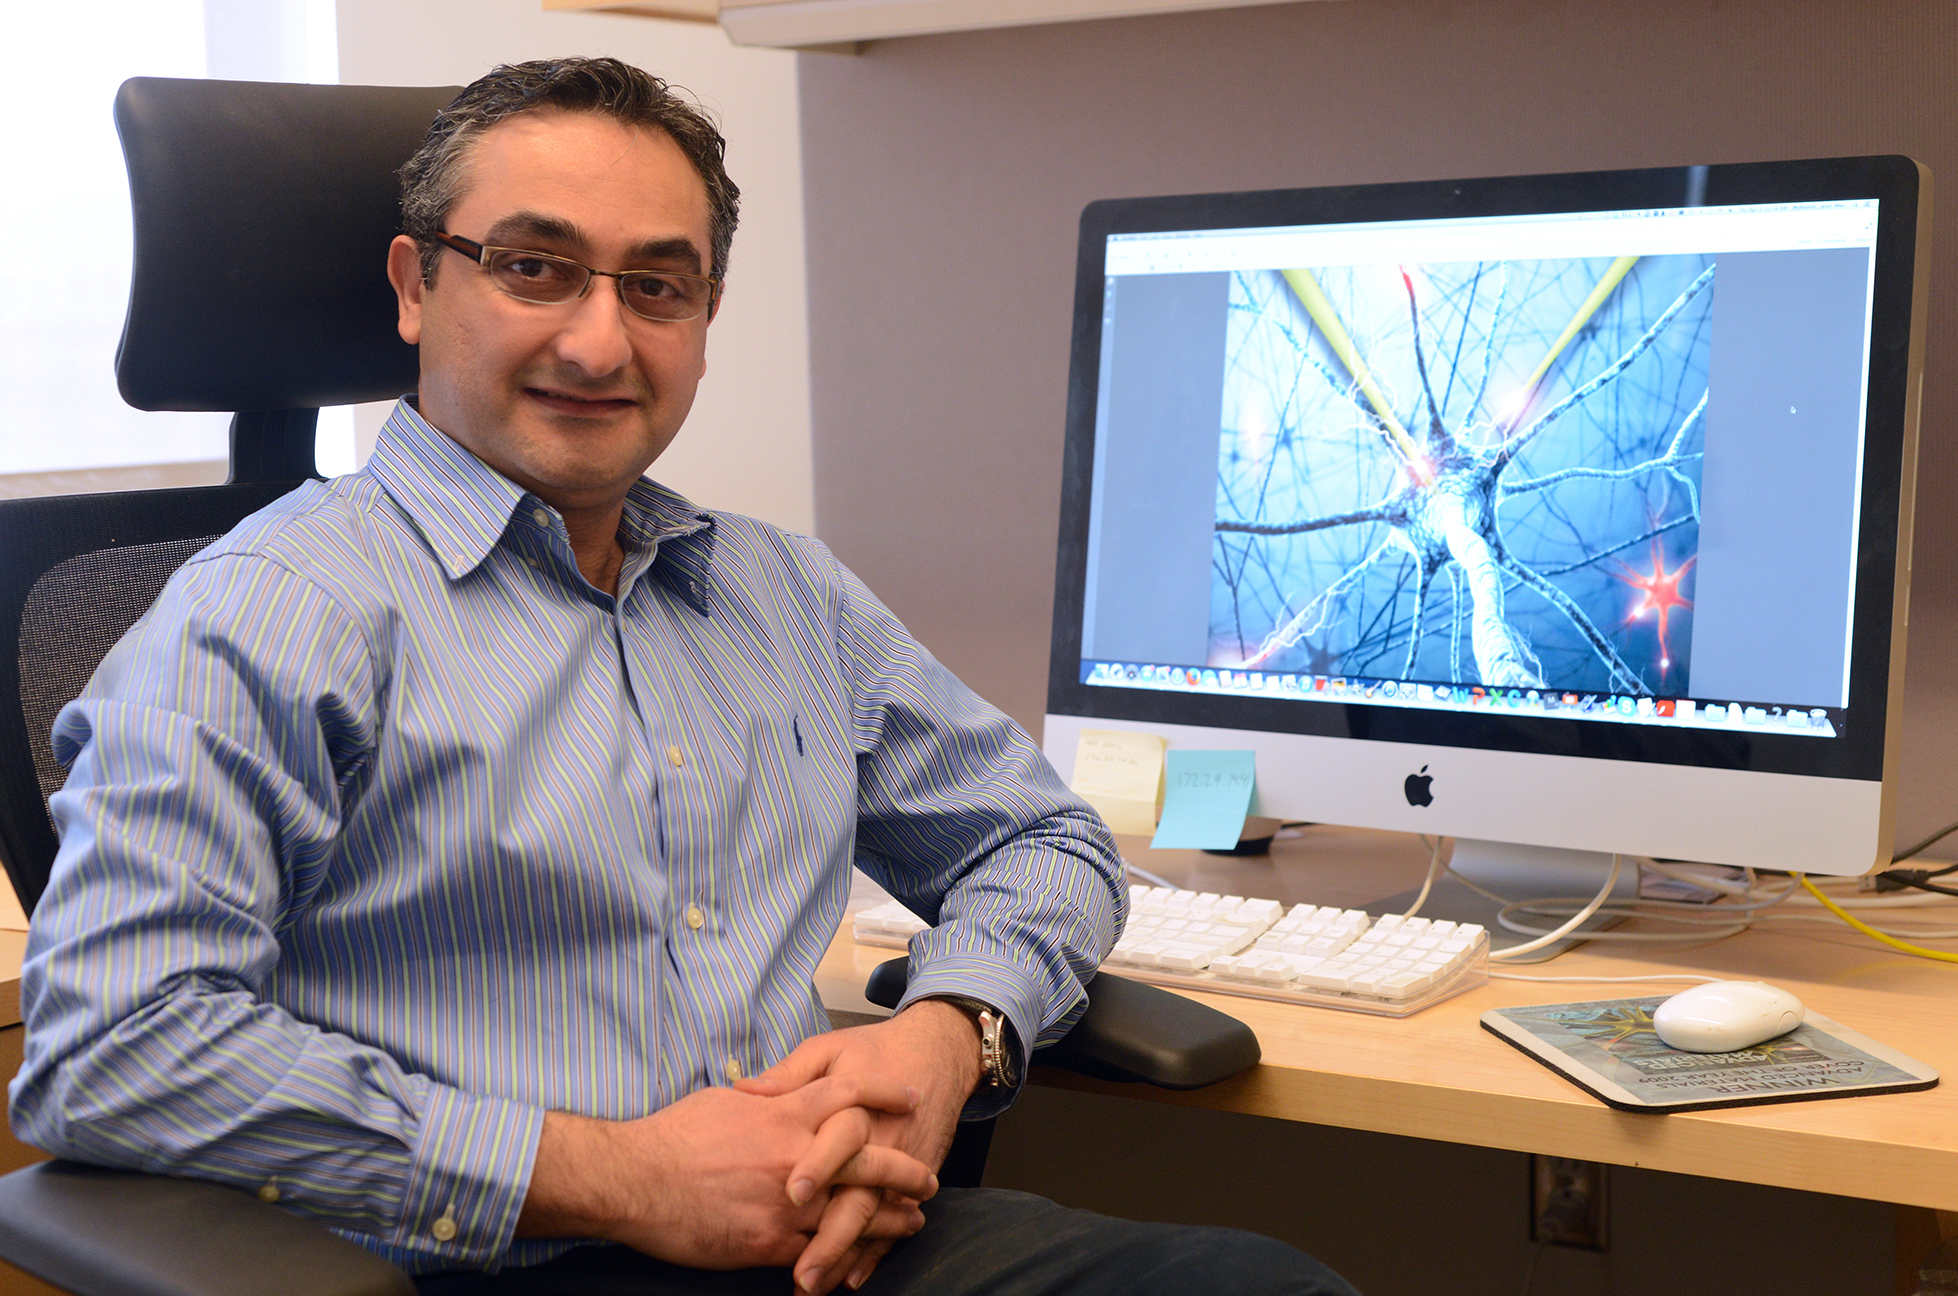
{"left": 415, "top": 1187, "right": 1359, "bottom": 1296}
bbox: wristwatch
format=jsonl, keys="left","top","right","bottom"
{"left": 921, "top": 995, "right": 1022, "bottom": 1091}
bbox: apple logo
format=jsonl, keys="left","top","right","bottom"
{"left": 1404, "top": 765, "right": 1435, "bottom": 807}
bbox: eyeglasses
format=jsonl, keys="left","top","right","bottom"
{"left": 431, "top": 232, "right": 721, "bottom": 322}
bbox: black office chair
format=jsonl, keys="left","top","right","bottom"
{"left": 0, "top": 77, "right": 1257, "bottom": 1296}
{"left": 0, "top": 76, "right": 453, "bottom": 1296}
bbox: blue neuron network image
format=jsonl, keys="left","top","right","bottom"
{"left": 1210, "top": 254, "right": 1714, "bottom": 696}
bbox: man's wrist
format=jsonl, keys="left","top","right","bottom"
{"left": 897, "top": 999, "right": 987, "bottom": 1098}
{"left": 909, "top": 995, "right": 1020, "bottom": 1092}
{"left": 516, "top": 1110, "right": 630, "bottom": 1240}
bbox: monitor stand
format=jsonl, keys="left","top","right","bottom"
{"left": 1367, "top": 839, "right": 1640, "bottom": 964}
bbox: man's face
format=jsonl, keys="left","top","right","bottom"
{"left": 387, "top": 110, "right": 715, "bottom": 511}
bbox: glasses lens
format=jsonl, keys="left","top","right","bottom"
{"left": 486, "top": 250, "right": 586, "bottom": 303}
{"left": 619, "top": 272, "right": 714, "bottom": 322}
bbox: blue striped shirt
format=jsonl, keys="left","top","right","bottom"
{"left": 10, "top": 400, "right": 1123, "bottom": 1274}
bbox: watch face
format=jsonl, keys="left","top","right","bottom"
{"left": 928, "top": 995, "right": 1017, "bottom": 1088}
{"left": 978, "top": 1009, "right": 1020, "bottom": 1089}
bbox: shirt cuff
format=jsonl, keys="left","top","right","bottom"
{"left": 380, "top": 1082, "right": 547, "bottom": 1270}
{"left": 895, "top": 951, "right": 1060, "bottom": 1120}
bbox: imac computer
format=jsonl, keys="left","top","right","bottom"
{"left": 1042, "top": 157, "right": 1930, "bottom": 942}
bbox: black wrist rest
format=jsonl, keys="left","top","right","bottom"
{"left": 865, "top": 957, "right": 1261, "bottom": 1090}
{"left": 0, "top": 1160, "right": 414, "bottom": 1296}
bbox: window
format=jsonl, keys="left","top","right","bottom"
{"left": 1, "top": 0, "right": 362, "bottom": 496}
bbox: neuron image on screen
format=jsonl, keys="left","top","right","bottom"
{"left": 1213, "top": 254, "right": 1713, "bottom": 699}
{"left": 1077, "top": 198, "right": 1884, "bottom": 740}
{"left": 1054, "top": 160, "right": 1923, "bottom": 876}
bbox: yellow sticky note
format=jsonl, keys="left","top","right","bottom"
{"left": 1069, "top": 728, "right": 1166, "bottom": 835}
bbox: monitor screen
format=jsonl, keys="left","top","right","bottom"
{"left": 1044, "top": 158, "right": 1928, "bottom": 877}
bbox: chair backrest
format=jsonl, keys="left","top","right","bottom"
{"left": 0, "top": 79, "right": 457, "bottom": 914}
{"left": 0, "top": 485, "right": 297, "bottom": 911}
{"left": 114, "top": 77, "right": 458, "bottom": 480}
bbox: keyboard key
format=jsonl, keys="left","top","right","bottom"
{"left": 1102, "top": 887, "right": 1488, "bottom": 1014}
{"left": 873, "top": 884, "right": 1487, "bottom": 1018}
{"left": 1296, "top": 966, "right": 1356, "bottom": 992}
{"left": 1157, "top": 941, "right": 1214, "bottom": 971}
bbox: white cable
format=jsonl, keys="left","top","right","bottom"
{"left": 1447, "top": 865, "right": 1514, "bottom": 907}
{"left": 1495, "top": 920, "right": 1751, "bottom": 943}
{"left": 1394, "top": 836, "right": 1446, "bottom": 919}
{"left": 1463, "top": 858, "right": 1750, "bottom": 948}
{"left": 1590, "top": 874, "right": 1801, "bottom": 914}
{"left": 1510, "top": 886, "right": 1958, "bottom": 917}
{"left": 1749, "top": 912, "right": 1958, "bottom": 938}
{"left": 1642, "top": 859, "right": 1757, "bottom": 896}
{"left": 1496, "top": 901, "right": 1760, "bottom": 929}
{"left": 1489, "top": 896, "right": 1753, "bottom": 944}
{"left": 1488, "top": 854, "right": 1623, "bottom": 960}
{"left": 1487, "top": 876, "right": 1958, "bottom": 945}
{"left": 1780, "top": 891, "right": 1958, "bottom": 909}
{"left": 1581, "top": 860, "right": 1958, "bottom": 911}
{"left": 1755, "top": 871, "right": 1958, "bottom": 909}
{"left": 1121, "top": 857, "right": 1181, "bottom": 891}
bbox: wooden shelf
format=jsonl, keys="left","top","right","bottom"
{"left": 548, "top": 0, "right": 1324, "bottom": 50}
{"left": 544, "top": 0, "right": 720, "bottom": 27}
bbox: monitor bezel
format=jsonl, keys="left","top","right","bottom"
{"left": 1046, "top": 156, "right": 1925, "bottom": 788}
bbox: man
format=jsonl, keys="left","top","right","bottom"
{"left": 13, "top": 58, "right": 1355, "bottom": 1296}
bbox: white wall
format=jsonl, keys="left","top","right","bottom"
{"left": 336, "top": 1, "right": 814, "bottom": 533}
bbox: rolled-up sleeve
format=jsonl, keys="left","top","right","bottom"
{"left": 8, "top": 552, "right": 541, "bottom": 1268}
{"left": 832, "top": 560, "right": 1125, "bottom": 1114}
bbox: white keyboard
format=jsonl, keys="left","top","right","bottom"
{"left": 852, "top": 885, "right": 1489, "bottom": 1018}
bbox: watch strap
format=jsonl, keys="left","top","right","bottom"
{"left": 922, "top": 994, "right": 1021, "bottom": 1090}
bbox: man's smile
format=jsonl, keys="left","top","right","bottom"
{"left": 524, "top": 386, "right": 640, "bottom": 416}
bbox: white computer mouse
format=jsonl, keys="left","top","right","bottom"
{"left": 1651, "top": 981, "right": 1807, "bottom": 1053}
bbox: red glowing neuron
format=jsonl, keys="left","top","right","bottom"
{"left": 1613, "top": 538, "right": 1695, "bottom": 683}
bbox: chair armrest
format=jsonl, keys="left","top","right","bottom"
{"left": 864, "top": 958, "right": 1260, "bottom": 1090}
{"left": 0, "top": 1161, "right": 414, "bottom": 1296}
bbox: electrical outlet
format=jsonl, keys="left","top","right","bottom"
{"left": 1530, "top": 1155, "right": 1609, "bottom": 1251}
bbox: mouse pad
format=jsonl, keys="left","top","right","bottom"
{"left": 1480, "top": 996, "right": 1939, "bottom": 1113}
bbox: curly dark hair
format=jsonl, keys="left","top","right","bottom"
{"left": 399, "top": 56, "right": 740, "bottom": 284}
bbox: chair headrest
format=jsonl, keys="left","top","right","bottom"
{"left": 113, "top": 77, "right": 459, "bottom": 413}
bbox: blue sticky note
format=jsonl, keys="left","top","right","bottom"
{"left": 1150, "top": 750, "right": 1257, "bottom": 850}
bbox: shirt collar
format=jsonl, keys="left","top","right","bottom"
{"left": 366, "top": 399, "right": 719, "bottom": 614}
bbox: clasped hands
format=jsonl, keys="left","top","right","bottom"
{"left": 518, "top": 1000, "right": 983, "bottom": 1295}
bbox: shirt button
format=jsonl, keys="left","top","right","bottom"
{"left": 725, "top": 1056, "right": 743, "bottom": 1082}
{"left": 531, "top": 507, "right": 550, "bottom": 528}
{"left": 524, "top": 555, "right": 538, "bottom": 568}
{"left": 667, "top": 745, "right": 684, "bottom": 768}
{"left": 431, "top": 1207, "right": 458, "bottom": 1242}
{"left": 257, "top": 1181, "right": 280, "bottom": 1204}
{"left": 686, "top": 905, "right": 705, "bottom": 929}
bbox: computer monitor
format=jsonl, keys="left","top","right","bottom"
{"left": 1044, "top": 157, "right": 1930, "bottom": 898}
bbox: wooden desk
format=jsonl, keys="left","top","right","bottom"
{"left": 0, "top": 930, "right": 24, "bottom": 1034}
{"left": 816, "top": 825, "right": 1958, "bottom": 1215}
{"left": 0, "top": 854, "right": 1948, "bottom": 1294}
{"left": 0, "top": 929, "right": 61, "bottom": 1296}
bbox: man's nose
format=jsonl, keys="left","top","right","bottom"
{"left": 554, "top": 277, "right": 634, "bottom": 375}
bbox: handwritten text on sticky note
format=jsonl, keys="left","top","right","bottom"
{"left": 1150, "top": 750, "right": 1257, "bottom": 850}
{"left": 1069, "top": 728, "right": 1167, "bottom": 836}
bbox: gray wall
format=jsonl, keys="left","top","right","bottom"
{"left": 798, "top": 0, "right": 1958, "bottom": 853}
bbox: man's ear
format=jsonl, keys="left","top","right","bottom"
{"left": 387, "top": 235, "right": 426, "bottom": 345}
